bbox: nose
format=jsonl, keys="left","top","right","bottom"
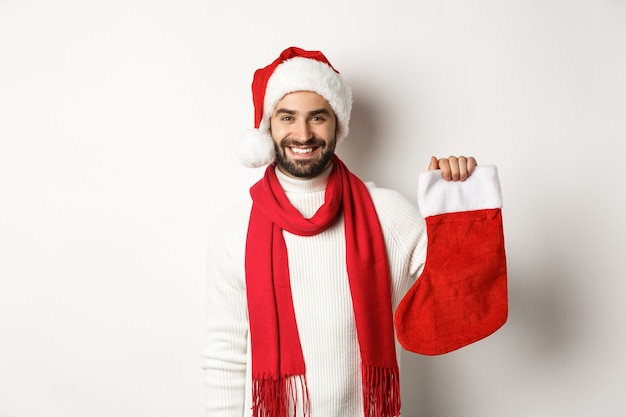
{"left": 294, "top": 120, "right": 314, "bottom": 142}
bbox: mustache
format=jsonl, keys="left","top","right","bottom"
{"left": 281, "top": 137, "right": 326, "bottom": 147}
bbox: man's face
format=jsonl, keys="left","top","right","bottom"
{"left": 270, "top": 91, "right": 337, "bottom": 179}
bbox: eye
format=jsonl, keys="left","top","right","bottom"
{"left": 311, "top": 115, "right": 325, "bottom": 122}
{"left": 281, "top": 116, "right": 293, "bottom": 122}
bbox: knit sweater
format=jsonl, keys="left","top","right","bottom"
{"left": 203, "top": 165, "right": 427, "bottom": 417}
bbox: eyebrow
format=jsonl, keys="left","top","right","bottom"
{"left": 274, "top": 108, "right": 332, "bottom": 117}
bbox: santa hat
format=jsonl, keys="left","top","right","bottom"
{"left": 237, "top": 46, "right": 353, "bottom": 168}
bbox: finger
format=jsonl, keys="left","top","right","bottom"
{"left": 467, "top": 156, "right": 477, "bottom": 176}
{"left": 458, "top": 156, "right": 478, "bottom": 181}
{"left": 447, "top": 156, "right": 460, "bottom": 181}
{"left": 438, "top": 158, "right": 452, "bottom": 181}
{"left": 428, "top": 156, "right": 439, "bottom": 171}
{"left": 457, "top": 156, "right": 469, "bottom": 181}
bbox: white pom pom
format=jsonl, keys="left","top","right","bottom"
{"left": 236, "top": 128, "right": 275, "bottom": 168}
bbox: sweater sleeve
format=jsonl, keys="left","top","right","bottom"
{"left": 202, "top": 201, "right": 251, "bottom": 417}
{"left": 365, "top": 185, "right": 428, "bottom": 305}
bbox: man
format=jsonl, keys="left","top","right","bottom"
{"left": 203, "top": 47, "right": 506, "bottom": 417}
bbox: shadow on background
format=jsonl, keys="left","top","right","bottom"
{"left": 399, "top": 249, "right": 584, "bottom": 416}
{"left": 335, "top": 89, "right": 382, "bottom": 181}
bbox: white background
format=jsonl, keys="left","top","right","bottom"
{"left": 1, "top": 0, "right": 625, "bottom": 416}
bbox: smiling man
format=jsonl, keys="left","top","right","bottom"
{"left": 203, "top": 47, "right": 507, "bottom": 417}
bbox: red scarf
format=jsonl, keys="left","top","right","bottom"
{"left": 245, "top": 156, "right": 401, "bottom": 417}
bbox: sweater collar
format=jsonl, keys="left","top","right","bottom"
{"left": 274, "top": 163, "right": 333, "bottom": 193}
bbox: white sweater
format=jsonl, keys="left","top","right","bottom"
{"left": 203, "top": 166, "right": 428, "bottom": 417}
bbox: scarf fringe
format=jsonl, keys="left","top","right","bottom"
{"left": 362, "top": 365, "right": 401, "bottom": 417}
{"left": 252, "top": 374, "right": 310, "bottom": 417}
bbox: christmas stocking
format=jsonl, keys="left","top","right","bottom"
{"left": 394, "top": 165, "right": 508, "bottom": 355}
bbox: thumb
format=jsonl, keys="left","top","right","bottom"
{"left": 428, "top": 156, "right": 439, "bottom": 171}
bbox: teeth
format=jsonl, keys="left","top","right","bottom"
{"left": 291, "top": 147, "right": 314, "bottom": 154}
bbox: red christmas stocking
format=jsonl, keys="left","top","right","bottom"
{"left": 394, "top": 165, "right": 508, "bottom": 355}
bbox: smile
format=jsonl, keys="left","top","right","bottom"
{"left": 290, "top": 147, "right": 315, "bottom": 155}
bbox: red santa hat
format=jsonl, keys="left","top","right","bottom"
{"left": 237, "top": 46, "right": 353, "bottom": 168}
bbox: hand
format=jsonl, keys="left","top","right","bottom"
{"left": 428, "top": 155, "right": 477, "bottom": 181}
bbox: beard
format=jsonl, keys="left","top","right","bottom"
{"left": 274, "top": 137, "right": 336, "bottom": 179}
